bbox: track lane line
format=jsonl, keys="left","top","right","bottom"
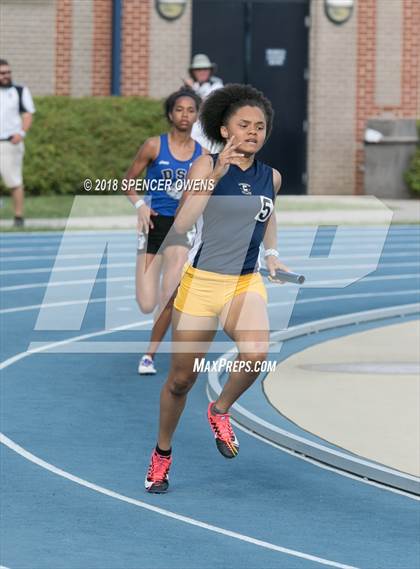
{"left": 1, "top": 242, "right": 418, "bottom": 262}
{"left": 1, "top": 272, "right": 419, "bottom": 293}
{"left": 1, "top": 259, "right": 419, "bottom": 276}
{"left": 1, "top": 289, "right": 419, "bottom": 315}
{"left": 0, "top": 434, "right": 359, "bottom": 569}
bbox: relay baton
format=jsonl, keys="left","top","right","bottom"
{"left": 260, "top": 268, "right": 305, "bottom": 285}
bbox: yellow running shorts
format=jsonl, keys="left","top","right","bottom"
{"left": 174, "top": 264, "right": 267, "bottom": 317}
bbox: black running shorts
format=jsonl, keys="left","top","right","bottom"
{"left": 137, "top": 215, "right": 195, "bottom": 255}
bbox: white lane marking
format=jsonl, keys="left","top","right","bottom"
{"left": 282, "top": 251, "right": 419, "bottom": 262}
{"left": 1, "top": 242, "right": 418, "bottom": 263}
{"left": 2, "top": 272, "right": 420, "bottom": 294}
{"left": 268, "top": 289, "right": 420, "bottom": 308}
{"left": 1, "top": 307, "right": 418, "bottom": 488}
{"left": 0, "top": 276, "right": 133, "bottom": 292}
{"left": 0, "top": 230, "right": 133, "bottom": 240}
{"left": 0, "top": 262, "right": 135, "bottom": 275}
{"left": 0, "top": 252, "right": 135, "bottom": 262}
{"left": 264, "top": 273, "right": 419, "bottom": 291}
{"left": 0, "top": 434, "right": 359, "bottom": 569}
{"left": 1, "top": 246, "right": 55, "bottom": 252}
{"left": 0, "top": 226, "right": 418, "bottom": 243}
{"left": 0, "top": 302, "right": 401, "bottom": 566}
{"left": 1, "top": 258, "right": 419, "bottom": 276}
{"left": 0, "top": 244, "right": 133, "bottom": 253}
{"left": 1, "top": 233, "right": 419, "bottom": 253}
{"left": 1, "top": 289, "right": 419, "bottom": 316}
{"left": 0, "top": 319, "right": 153, "bottom": 371}
{"left": 0, "top": 295, "right": 134, "bottom": 314}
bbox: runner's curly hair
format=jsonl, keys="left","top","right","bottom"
{"left": 164, "top": 88, "right": 202, "bottom": 121}
{"left": 200, "top": 83, "right": 274, "bottom": 144}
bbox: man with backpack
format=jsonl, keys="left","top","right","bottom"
{"left": 0, "top": 59, "right": 35, "bottom": 227}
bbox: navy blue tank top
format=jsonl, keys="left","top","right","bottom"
{"left": 145, "top": 134, "right": 202, "bottom": 216}
{"left": 191, "top": 156, "right": 275, "bottom": 275}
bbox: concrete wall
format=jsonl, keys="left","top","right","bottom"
{"left": 71, "top": 0, "right": 94, "bottom": 97}
{"left": 0, "top": 0, "right": 55, "bottom": 95}
{"left": 375, "top": 0, "right": 402, "bottom": 107}
{"left": 149, "top": 0, "right": 191, "bottom": 99}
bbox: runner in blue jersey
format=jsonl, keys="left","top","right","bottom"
{"left": 145, "top": 84, "right": 291, "bottom": 493}
{"left": 125, "top": 89, "right": 205, "bottom": 376}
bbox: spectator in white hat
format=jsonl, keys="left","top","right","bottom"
{"left": 183, "top": 53, "right": 223, "bottom": 99}
{"left": 183, "top": 54, "right": 223, "bottom": 151}
{"left": 0, "top": 59, "right": 35, "bottom": 227}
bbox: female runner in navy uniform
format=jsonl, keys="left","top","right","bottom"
{"left": 145, "top": 84, "right": 290, "bottom": 493}
{"left": 125, "top": 89, "right": 204, "bottom": 375}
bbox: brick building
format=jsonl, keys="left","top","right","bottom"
{"left": 0, "top": 0, "right": 418, "bottom": 195}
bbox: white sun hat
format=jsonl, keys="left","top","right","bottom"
{"left": 189, "top": 54, "right": 216, "bottom": 70}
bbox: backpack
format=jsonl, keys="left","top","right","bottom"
{"left": 14, "top": 85, "right": 27, "bottom": 113}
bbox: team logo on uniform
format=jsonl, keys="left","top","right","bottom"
{"left": 239, "top": 183, "right": 252, "bottom": 195}
{"left": 166, "top": 183, "right": 183, "bottom": 201}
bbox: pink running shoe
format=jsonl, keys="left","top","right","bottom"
{"left": 145, "top": 449, "right": 172, "bottom": 493}
{"left": 207, "top": 402, "right": 239, "bottom": 459}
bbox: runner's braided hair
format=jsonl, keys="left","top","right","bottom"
{"left": 200, "top": 83, "right": 274, "bottom": 144}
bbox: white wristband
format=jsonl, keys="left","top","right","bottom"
{"left": 264, "top": 248, "right": 279, "bottom": 258}
{"left": 134, "top": 198, "right": 145, "bottom": 210}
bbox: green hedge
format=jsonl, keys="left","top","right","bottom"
{"left": 1, "top": 96, "right": 168, "bottom": 195}
{"left": 405, "top": 122, "right": 420, "bottom": 194}
{"left": 6, "top": 98, "right": 419, "bottom": 196}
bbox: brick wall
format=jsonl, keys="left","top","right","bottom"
{"left": 307, "top": 0, "right": 358, "bottom": 195}
{"left": 121, "top": 0, "right": 149, "bottom": 96}
{"left": 92, "top": 0, "right": 112, "bottom": 96}
{"left": 354, "top": 0, "right": 375, "bottom": 194}
{"left": 0, "top": 0, "right": 55, "bottom": 95}
{"left": 418, "top": 36, "right": 420, "bottom": 117}
{"left": 402, "top": 0, "right": 420, "bottom": 117}
{"left": 55, "top": 0, "right": 73, "bottom": 95}
{"left": 149, "top": 1, "right": 191, "bottom": 99}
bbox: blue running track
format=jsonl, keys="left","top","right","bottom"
{"left": 1, "top": 225, "right": 419, "bottom": 569}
